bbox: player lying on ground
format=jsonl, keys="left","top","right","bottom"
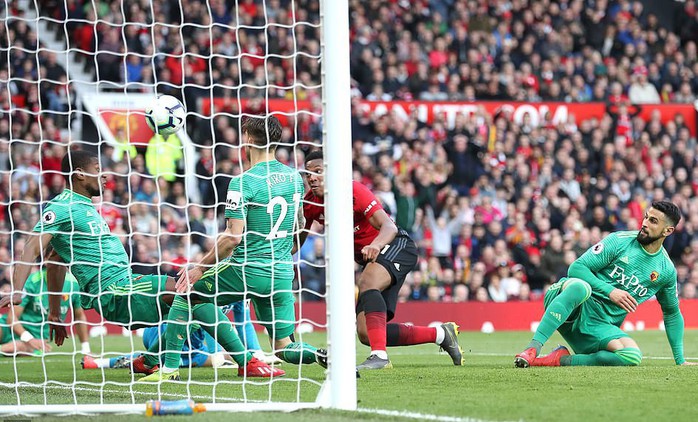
{"left": 1, "top": 268, "right": 89, "bottom": 356}
{"left": 83, "top": 301, "right": 279, "bottom": 369}
{"left": 296, "top": 150, "right": 463, "bottom": 370}
{"left": 0, "top": 149, "right": 178, "bottom": 373}
{"left": 139, "top": 116, "right": 325, "bottom": 382}
{"left": 83, "top": 323, "right": 234, "bottom": 369}
{"left": 515, "top": 201, "right": 697, "bottom": 367}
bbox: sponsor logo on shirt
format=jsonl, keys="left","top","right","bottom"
{"left": 363, "top": 200, "right": 377, "bottom": 216}
{"left": 608, "top": 264, "right": 648, "bottom": 297}
{"left": 226, "top": 191, "right": 242, "bottom": 211}
{"left": 87, "top": 220, "right": 110, "bottom": 235}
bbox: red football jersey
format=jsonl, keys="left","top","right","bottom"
{"left": 303, "top": 181, "right": 382, "bottom": 263}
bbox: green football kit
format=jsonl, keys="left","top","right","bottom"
{"left": 542, "top": 230, "right": 685, "bottom": 364}
{"left": 158, "top": 159, "right": 320, "bottom": 371}
{"left": 1, "top": 269, "right": 81, "bottom": 344}
{"left": 195, "top": 159, "right": 304, "bottom": 339}
{"left": 32, "top": 189, "right": 169, "bottom": 328}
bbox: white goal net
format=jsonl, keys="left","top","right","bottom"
{"left": 0, "top": 0, "right": 355, "bottom": 415}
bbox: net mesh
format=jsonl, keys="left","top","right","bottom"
{"left": 0, "top": 0, "right": 328, "bottom": 413}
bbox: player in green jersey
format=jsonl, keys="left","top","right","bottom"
{"left": 139, "top": 115, "right": 325, "bottom": 382}
{"left": 1, "top": 268, "right": 89, "bottom": 356}
{"left": 515, "top": 201, "right": 697, "bottom": 367}
{"left": 0, "top": 150, "right": 177, "bottom": 351}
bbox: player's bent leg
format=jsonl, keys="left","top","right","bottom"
{"left": 1, "top": 340, "right": 32, "bottom": 356}
{"left": 515, "top": 278, "right": 591, "bottom": 368}
{"left": 560, "top": 336, "right": 642, "bottom": 366}
{"left": 385, "top": 322, "right": 464, "bottom": 365}
{"left": 356, "top": 263, "right": 393, "bottom": 369}
{"left": 251, "top": 292, "right": 323, "bottom": 368}
{"left": 160, "top": 276, "right": 177, "bottom": 306}
{"left": 559, "top": 348, "right": 642, "bottom": 366}
{"left": 98, "top": 275, "right": 173, "bottom": 329}
{"left": 275, "top": 336, "right": 326, "bottom": 368}
{"left": 231, "top": 300, "right": 263, "bottom": 351}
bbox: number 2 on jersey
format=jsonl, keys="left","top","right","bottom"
{"left": 266, "top": 193, "right": 301, "bottom": 240}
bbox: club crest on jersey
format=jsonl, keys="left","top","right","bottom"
{"left": 42, "top": 211, "right": 56, "bottom": 224}
{"left": 650, "top": 271, "right": 659, "bottom": 282}
{"left": 63, "top": 294, "right": 69, "bottom": 301}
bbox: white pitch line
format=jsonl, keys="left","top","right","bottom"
{"left": 357, "top": 408, "right": 522, "bottom": 422}
{"left": 0, "top": 383, "right": 247, "bottom": 403}
{"left": 0, "top": 386, "right": 512, "bottom": 422}
{"left": 376, "top": 350, "right": 696, "bottom": 360}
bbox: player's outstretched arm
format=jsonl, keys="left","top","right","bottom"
{"left": 363, "top": 209, "right": 398, "bottom": 262}
{"left": 175, "top": 218, "right": 243, "bottom": 293}
{"left": 0, "top": 233, "right": 53, "bottom": 308}
{"left": 45, "top": 249, "right": 69, "bottom": 345}
{"left": 656, "top": 278, "right": 688, "bottom": 365}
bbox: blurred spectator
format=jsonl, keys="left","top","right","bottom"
{"left": 628, "top": 66, "right": 660, "bottom": 104}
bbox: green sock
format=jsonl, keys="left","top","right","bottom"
{"left": 192, "top": 302, "right": 251, "bottom": 367}
{"left": 561, "top": 348, "right": 642, "bottom": 366}
{"left": 279, "top": 342, "right": 318, "bottom": 364}
{"left": 143, "top": 331, "right": 166, "bottom": 367}
{"left": 163, "top": 296, "right": 191, "bottom": 369}
{"left": 525, "top": 340, "right": 544, "bottom": 355}
{"left": 532, "top": 279, "right": 591, "bottom": 346}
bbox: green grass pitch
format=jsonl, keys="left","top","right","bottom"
{"left": 1, "top": 330, "right": 697, "bottom": 422}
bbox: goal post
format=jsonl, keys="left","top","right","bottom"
{"left": 0, "top": 0, "right": 355, "bottom": 416}
{"left": 317, "top": 0, "right": 357, "bottom": 410}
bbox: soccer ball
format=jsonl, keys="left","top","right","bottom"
{"left": 145, "top": 95, "right": 186, "bottom": 136}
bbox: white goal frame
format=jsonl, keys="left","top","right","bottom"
{"left": 0, "top": 0, "right": 355, "bottom": 416}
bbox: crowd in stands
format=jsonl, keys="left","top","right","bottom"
{"left": 1, "top": 0, "right": 698, "bottom": 304}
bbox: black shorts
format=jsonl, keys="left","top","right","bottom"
{"left": 372, "top": 230, "right": 418, "bottom": 320}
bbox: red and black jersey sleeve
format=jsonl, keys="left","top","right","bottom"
{"left": 352, "top": 181, "right": 383, "bottom": 220}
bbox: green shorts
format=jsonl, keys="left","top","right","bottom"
{"left": 545, "top": 278, "right": 629, "bottom": 354}
{"left": 95, "top": 274, "right": 170, "bottom": 329}
{"left": 195, "top": 264, "right": 296, "bottom": 340}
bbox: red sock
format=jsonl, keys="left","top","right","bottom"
{"left": 386, "top": 324, "right": 437, "bottom": 346}
{"left": 364, "top": 311, "right": 387, "bottom": 351}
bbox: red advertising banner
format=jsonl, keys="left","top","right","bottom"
{"left": 200, "top": 98, "right": 697, "bottom": 135}
{"left": 80, "top": 299, "right": 698, "bottom": 335}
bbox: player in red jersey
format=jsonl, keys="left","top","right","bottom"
{"left": 295, "top": 150, "right": 464, "bottom": 370}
